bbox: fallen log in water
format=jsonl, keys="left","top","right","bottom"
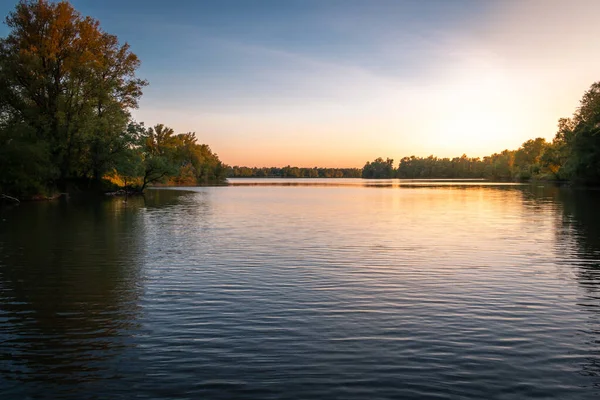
{"left": 1, "top": 194, "right": 20, "bottom": 204}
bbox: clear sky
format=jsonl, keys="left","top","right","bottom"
{"left": 2, "top": 0, "right": 600, "bottom": 167}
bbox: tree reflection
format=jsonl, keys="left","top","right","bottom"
{"left": 143, "top": 187, "right": 194, "bottom": 208}
{"left": 0, "top": 196, "right": 146, "bottom": 397}
{"left": 558, "top": 189, "right": 600, "bottom": 267}
{"left": 554, "top": 187, "right": 600, "bottom": 384}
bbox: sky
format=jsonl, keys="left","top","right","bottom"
{"left": 1, "top": 0, "right": 600, "bottom": 167}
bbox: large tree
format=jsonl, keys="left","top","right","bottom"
{"left": 0, "top": 0, "right": 146, "bottom": 191}
{"left": 555, "top": 82, "right": 600, "bottom": 183}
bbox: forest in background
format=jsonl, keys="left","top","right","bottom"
{"left": 227, "top": 82, "right": 600, "bottom": 183}
{"left": 0, "top": 0, "right": 226, "bottom": 200}
{"left": 362, "top": 82, "right": 600, "bottom": 182}
{"left": 227, "top": 166, "right": 361, "bottom": 178}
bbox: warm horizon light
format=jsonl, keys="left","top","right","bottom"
{"left": 3, "top": 0, "right": 598, "bottom": 167}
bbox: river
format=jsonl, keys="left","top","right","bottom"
{"left": 1, "top": 179, "right": 599, "bottom": 399}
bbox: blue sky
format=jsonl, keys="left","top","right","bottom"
{"left": 1, "top": 0, "right": 599, "bottom": 167}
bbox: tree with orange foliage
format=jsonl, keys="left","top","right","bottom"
{"left": 0, "top": 0, "right": 147, "bottom": 193}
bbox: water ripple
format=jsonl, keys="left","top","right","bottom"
{"left": 0, "top": 183, "right": 600, "bottom": 399}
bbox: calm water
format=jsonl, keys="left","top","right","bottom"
{"left": 1, "top": 179, "right": 600, "bottom": 399}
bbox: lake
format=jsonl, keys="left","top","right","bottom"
{"left": 1, "top": 179, "right": 600, "bottom": 399}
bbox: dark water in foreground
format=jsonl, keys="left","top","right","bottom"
{"left": 1, "top": 179, "right": 600, "bottom": 399}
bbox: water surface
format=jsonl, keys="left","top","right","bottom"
{"left": 1, "top": 179, "right": 600, "bottom": 399}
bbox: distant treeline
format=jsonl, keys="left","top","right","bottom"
{"left": 363, "top": 140, "right": 551, "bottom": 180}
{"left": 227, "top": 166, "right": 362, "bottom": 178}
{"left": 364, "top": 81, "right": 600, "bottom": 184}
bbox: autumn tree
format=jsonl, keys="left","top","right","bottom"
{"left": 0, "top": 0, "right": 146, "bottom": 194}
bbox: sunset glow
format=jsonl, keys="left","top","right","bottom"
{"left": 53, "top": 0, "right": 600, "bottom": 167}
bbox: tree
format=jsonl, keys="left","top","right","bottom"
{"left": 515, "top": 138, "right": 548, "bottom": 167}
{"left": 555, "top": 82, "right": 600, "bottom": 183}
{"left": 138, "top": 124, "right": 178, "bottom": 190}
{"left": 113, "top": 123, "right": 227, "bottom": 191}
{"left": 362, "top": 157, "right": 394, "bottom": 179}
{"left": 514, "top": 138, "right": 549, "bottom": 180}
{"left": 0, "top": 121, "right": 53, "bottom": 196}
{"left": 0, "top": 0, "right": 147, "bottom": 192}
{"left": 112, "top": 121, "right": 145, "bottom": 191}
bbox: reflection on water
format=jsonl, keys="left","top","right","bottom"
{"left": 0, "top": 197, "right": 146, "bottom": 398}
{"left": 0, "top": 180, "right": 600, "bottom": 399}
{"left": 226, "top": 177, "right": 520, "bottom": 188}
{"left": 555, "top": 188, "right": 600, "bottom": 384}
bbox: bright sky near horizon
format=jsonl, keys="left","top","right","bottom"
{"left": 1, "top": 0, "right": 599, "bottom": 167}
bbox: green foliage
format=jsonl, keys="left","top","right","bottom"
{"left": 370, "top": 140, "right": 560, "bottom": 181}
{"left": 0, "top": 1, "right": 225, "bottom": 198}
{"left": 226, "top": 166, "right": 361, "bottom": 178}
{"left": 397, "top": 154, "right": 484, "bottom": 179}
{"left": 113, "top": 123, "right": 227, "bottom": 190}
{"left": 362, "top": 158, "right": 394, "bottom": 178}
{"left": 553, "top": 82, "right": 600, "bottom": 184}
{"left": 0, "top": 0, "right": 146, "bottom": 196}
{"left": 0, "top": 122, "right": 55, "bottom": 197}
